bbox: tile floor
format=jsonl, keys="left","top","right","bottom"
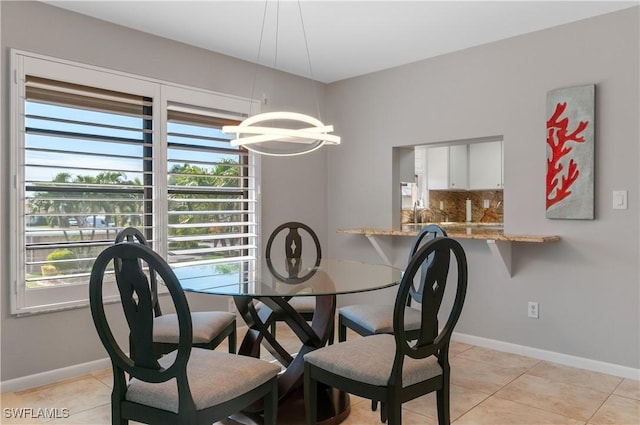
{"left": 1, "top": 326, "right": 638, "bottom": 425}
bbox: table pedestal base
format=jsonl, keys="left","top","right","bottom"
{"left": 225, "top": 386, "right": 350, "bottom": 425}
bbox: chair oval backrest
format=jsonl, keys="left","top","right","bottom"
{"left": 90, "top": 242, "right": 193, "bottom": 383}
{"left": 393, "top": 237, "right": 467, "bottom": 362}
{"left": 265, "top": 221, "right": 322, "bottom": 283}
{"left": 407, "top": 225, "right": 447, "bottom": 304}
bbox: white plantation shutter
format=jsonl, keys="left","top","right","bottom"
{"left": 165, "top": 103, "right": 257, "bottom": 266}
{"left": 10, "top": 50, "right": 258, "bottom": 314}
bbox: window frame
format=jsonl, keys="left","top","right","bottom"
{"left": 9, "top": 49, "right": 260, "bottom": 315}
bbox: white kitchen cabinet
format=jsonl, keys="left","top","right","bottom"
{"left": 427, "top": 145, "right": 468, "bottom": 190}
{"left": 469, "top": 141, "right": 503, "bottom": 189}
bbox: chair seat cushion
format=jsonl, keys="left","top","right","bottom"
{"left": 339, "top": 305, "right": 421, "bottom": 334}
{"left": 153, "top": 311, "right": 236, "bottom": 344}
{"left": 287, "top": 297, "right": 315, "bottom": 313}
{"left": 304, "top": 334, "right": 441, "bottom": 387}
{"left": 126, "top": 348, "right": 280, "bottom": 413}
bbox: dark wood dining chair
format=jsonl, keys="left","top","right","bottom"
{"left": 90, "top": 242, "right": 280, "bottom": 425}
{"left": 262, "top": 221, "right": 325, "bottom": 339}
{"left": 337, "top": 224, "right": 447, "bottom": 342}
{"left": 115, "top": 227, "right": 237, "bottom": 355}
{"left": 304, "top": 237, "right": 468, "bottom": 425}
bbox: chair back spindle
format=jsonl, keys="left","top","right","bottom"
{"left": 115, "top": 254, "right": 159, "bottom": 369}
{"left": 407, "top": 224, "right": 447, "bottom": 307}
{"left": 115, "top": 227, "right": 162, "bottom": 316}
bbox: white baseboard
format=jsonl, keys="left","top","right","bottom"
{"left": 1, "top": 358, "right": 112, "bottom": 393}
{"left": 453, "top": 332, "right": 640, "bottom": 381}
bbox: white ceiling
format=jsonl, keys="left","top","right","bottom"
{"left": 44, "top": 1, "right": 638, "bottom": 83}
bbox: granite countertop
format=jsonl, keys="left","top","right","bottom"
{"left": 337, "top": 223, "right": 560, "bottom": 243}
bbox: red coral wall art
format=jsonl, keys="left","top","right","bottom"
{"left": 546, "top": 85, "right": 595, "bottom": 219}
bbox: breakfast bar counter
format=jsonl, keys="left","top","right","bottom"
{"left": 337, "top": 225, "right": 560, "bottom": 243}
{"left": 337, "top": 224, "right": 560, "bottom": 277}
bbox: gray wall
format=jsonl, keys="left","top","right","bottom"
{"left": 326, "top": 7, "right": 639, "bottom": 369}
{"left": 0, "top": 1, "right": 328, "bottom": 382}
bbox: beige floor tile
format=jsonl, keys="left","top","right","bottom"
{"left": 1, "top": 392, "right": 33, "bottom": 424}
{"left": 450, "top": 341, "right": 475, "bottom": 356}
{"left": 613, "top": 379, "right": 640, "bottom": 401}
{"left": 454, "top": 396, "right": 585, "bottom": 425}
{"left": 455, "top": 346, "right": 540, "bottom": 372}
{"left": 1, "top": 391, "right": 25, "bottom": 408}
{"left": 394, "top": 408, "right": 438, "bottom": 425}
{"left": 403, "top": 384, "right": 489, "bottom": 421}
{"left": 1, "top": 410, "right": 48, "bottom": 424}
{"left": 0, "top": 400, "right": 70, "bottom": 424}
{"left": 495, "top": 373, "right": 609, "bottom": 422}
{"left": 89, "top": 369, "right": 113, "bottom": 389}
{"left": 392, "top": 395, "right": 436, "bottom": 421}
{"left": 48, "top": 403, "right": 110, "bottom": 424}
{"left": 589, "top": 394, "right": 640, "bottom": 425}
{"left": 15, "top": 375, "right": 111, "bottom": 417}
{"left": 341, "top": 396, "right": 437, "bottom": 425}
{"left": 339, "top": 396, "right": 384, "bottom": 425}
{"left": 450, "top": 356, "right": 525, "bottom": 394}
{"left": 527, "top": 361, "right": 623, "bottom": 393}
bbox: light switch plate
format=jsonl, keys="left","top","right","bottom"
{"left": 613, "top": 190, "right": 628, "bottom": 210}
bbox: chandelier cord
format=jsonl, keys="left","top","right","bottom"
{"left": 223, "top": 0, "right": 340, "bottom": 156}
{"left": 249, "top": 0, "right": 321, "bottom": 121}
{"left": 249, "top": 0, "right": 269, "bottom": 117}
{"left": 296, "top": 0, "right": 322, "bottom": 121}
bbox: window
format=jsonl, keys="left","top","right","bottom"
{"left": 10, "top": 50, "right": 258, "bottom": 314}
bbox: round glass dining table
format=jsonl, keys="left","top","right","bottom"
{"left": 173, "top": 258, "right": 402, "bottom": 425}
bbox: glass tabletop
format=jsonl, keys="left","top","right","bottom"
{"left": 172, "top": 258, "right": 402, "bottom": 297}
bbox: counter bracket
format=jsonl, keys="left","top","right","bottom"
{"left": 366, "top": 235, "right": 393, "bottom": 266}
{"left": 486, "top": 239, "right": 512, "bottom": 277}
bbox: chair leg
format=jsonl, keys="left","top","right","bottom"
{"left": 112, "top": 370, "right": 127, "bottom": 425}
{"left": 112, "top": 403, "right": 126, "bottom": 425}
{"left": 111, "top": 394, "right": 126, "bottom": 425}
{"left": 387, "top": 402, "right": 401, "bottom": 425}
{"left": 263, "top": 379, "right": 278, "bottom": 425}
{"left": 228, "top": 323, "right": 237, "bottom": 354}
{"left": 304, "top": 369, "right": 317, "bottom": 425}
{"left": 380, "top": 401, "right": 387, "bottom": 423}
{"left": 338, "top": 322, "right": 347, "bottom": 342}
{"left": 436, "top": 385, "right": 451, "bottom": 425}
{"left": 371, "top": 399, "right": 378, "bottom": 411}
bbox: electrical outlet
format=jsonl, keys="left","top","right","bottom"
{"left": 528, "top": 301, "right": 539, "bottom": 319}
{"left": 228, "top": 298, "right": 237, "bottom": 314}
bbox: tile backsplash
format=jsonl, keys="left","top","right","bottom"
{"left": 402, "top": 190, "right": 503, "bottom": 224}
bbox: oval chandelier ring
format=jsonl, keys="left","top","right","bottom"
{"left": 223, "top": 111, "right": 340, "bottom": 156}
{"left": 221, "top": 0, "right": 341, "bottom": 156}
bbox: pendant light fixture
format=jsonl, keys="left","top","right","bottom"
{"left": 222, "top": 0, "right": 340, "bottom": 156}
